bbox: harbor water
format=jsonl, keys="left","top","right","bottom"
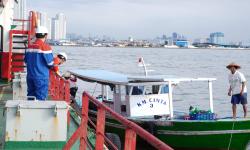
{"left": 54, "top": 46, "right": 250, "bottom": 118}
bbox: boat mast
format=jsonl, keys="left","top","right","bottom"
{"left": 208, "top": 81, "right": 214, "bottom": 113}
{"left": 138, "top": 57, "right": 148, "bottom": 76}
{"left": 168, "top": 81, "right": 174, "bottom": 118}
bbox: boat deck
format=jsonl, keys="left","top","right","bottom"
{"left": 0, "top": 84, "right": 12, "bottom": 149}
{"left": 0, "top": 82, "right": 95, "bottom": 150}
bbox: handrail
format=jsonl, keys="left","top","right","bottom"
{"left": 71, "top": 100, "right": 119, "bottom": 150}
{"left": 63, "top": 91, "right": 173, "bottom": 150}
{"left": 49, "top": 71, "right": 70, "bottom": 103}
{"left": 6, "top": 11, "right": 37, "bottom": 81}
{"left": 7, "top": 30, "right": 13, "bottom": 81}
{"left": 13, "top": 19, "right": 30, "bottom": 31}
{"left": 28, "top": 11, "right": 37, "bottom": 46}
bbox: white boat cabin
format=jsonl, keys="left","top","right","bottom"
{"left": 70, "top": 70, "right": 216, "bottom": 119}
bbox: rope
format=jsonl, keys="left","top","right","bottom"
{"left": 227, "top": 120, "right": 235, "bottom": 150}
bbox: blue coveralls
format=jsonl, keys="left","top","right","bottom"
{"left": 24, "top": 39, "right": 54, "bottom": 100}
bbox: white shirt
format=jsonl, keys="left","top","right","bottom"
{"left": 228, "top": 70, "right": 247, "bottom": 95}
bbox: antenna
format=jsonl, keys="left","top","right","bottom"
{"left": 138, "top": 57, "right": 154, "bottom": 76}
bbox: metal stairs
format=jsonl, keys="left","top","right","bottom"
{"left": 11, "top": 33, "right": 28, "bottom": 73}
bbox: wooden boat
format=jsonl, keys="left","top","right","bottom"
{"left": 70, "top": 69, "right": 250, "bottom": 150}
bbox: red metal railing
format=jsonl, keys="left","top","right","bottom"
{"left": 63, "top": 91, "right": 173, "bottom": 150}
{"left": 13, "top": 19, "right": 30, "bottom": 32}
{"left": 49, "top": 71, "right": 70, "bottom": 103}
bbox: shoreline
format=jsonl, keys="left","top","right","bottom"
{"left": 51, "top": 45, "right": 250, "bottom": 50}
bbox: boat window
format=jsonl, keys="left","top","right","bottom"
{"left": 142, "top": 85, "right": 160, "bottom": 95}
{"left": 152, "top": 85, "right": 160, "bottom": 94}
{"left": 126, "top": 85, "right": 131, "bottom": 95}
{"left": 121, "top": 86, "right": 127, "bottom": 101}
{"left": 160, "top": 85, "right": 169, "bottom": 94}
{"left": 114, "top": 85, "right": 119, "bottom": 94}
{"left": 131, "top": 86, "right": 144, "bottom": 95}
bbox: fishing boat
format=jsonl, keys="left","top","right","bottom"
{"left": 69, "top": 59, "right": 250, "bottom": 150}
{"left": 0, "top": 1, "right": 172, "bottom": 150}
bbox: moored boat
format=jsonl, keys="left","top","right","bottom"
{"left": 69, "top": 69, "right": 250, "bottom": 150}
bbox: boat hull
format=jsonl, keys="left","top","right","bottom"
{"left": 155, "top": 120, "right": 250, "bottom": 150}
{"left": 89, "top": 111, "right": 250, "bottom": 150}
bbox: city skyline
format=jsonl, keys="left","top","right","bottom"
{"left": 39, "top": 12, "right": 67, "bottom": 40}
{"left": 27, "top": 0, "right": 250, "bottom": 42}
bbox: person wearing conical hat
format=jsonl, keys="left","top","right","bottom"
{"left": 227, "top": 62, "right": 247, "bottom": 119}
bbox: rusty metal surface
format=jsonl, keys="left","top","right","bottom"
{"left": 5, "top": 100, "right": 68, "bottom": 141}
{"left": 0, "top": 84, "right": 12, "bottom": 149}
{"left": 0, "top": 101, "right": 5, "bottom": 149}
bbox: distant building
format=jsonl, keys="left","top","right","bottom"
{"left": 47, "top": 18, "right": 52, "bottom": 39}
{"left": 39, "top": 12, "right": 52, "bottom": 39}
{"left": 56, "top": 13, "right": 66, "bottom": 39}
{"left": 51, "top": 13, "right": 66, "bottom": 40}
{"left": 175, "top": 40, "right": 189, "bottom": 48}
{"left": 210, "top": 32, "right": 224, "bottom": 45}
{"left": 172, "top": 32, "right": 186, "bottom": 43}
{"left": 172, "top": 32, "right": 178, "bottom": 41}
{"left": 51, "top": 18, "right": 59, "bottom": 40}
{"left": 128, "top": 36, "right": 134, "bottom": 42}
{"left": 67, "top": 33, "right": 79, "bottom": 40}
{"left": 13, "top": 0, "right": 27, "bottom": 19}
{"left": 162, "top": 34, "right": 167, "bottom": 40}
{"left": 39, "top": 12, "right": 47, "bottom": 27}
{"left": 164, "top": 37, "right": 174, "bottom": 46}
{"left": 193, "top": 38, "right": 210, "bottom": 44}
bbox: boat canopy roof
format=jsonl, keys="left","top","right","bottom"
{"left": 69, "top": 69, "right": 216, "bottom": 85}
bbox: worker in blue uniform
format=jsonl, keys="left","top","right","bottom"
{"left": 24, "top": 26, "right": 54, "bottom": 100}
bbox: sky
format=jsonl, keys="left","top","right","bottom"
{"left": 27, "top": 0, "right": 250, "bottom": 42}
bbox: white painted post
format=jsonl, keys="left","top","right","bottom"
{"left": 101, "top": 85, "right": 104, "bottom": 101}
{"left": 140, "top": 57, "right": 148, "bottom": 76}
{"left": 168, "top": 81, "right": 174, "bottom": 118}
{"left": 208, "top": 81, "right": 214, "bottom": 113}
{"left": 106, "top": 85, "right": 109, "bottom": 100}
{"left": 114, "top": 85, "right": 122, "bottom": 114}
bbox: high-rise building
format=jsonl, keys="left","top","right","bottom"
{"left": 210, "top": 32, "right": 224, "bottom": 45}
{"left": 162, "top": 34, "right": 167, "bottom": 40}
{"left": 51, "top": 13, "right": 66, "bottom": 40}
{"left": 39, "top": 12, "right": 48, "bottom": 27}
{"left": 172, "top": 32, "right": 185, "bottom": 42}
{"left": 51, "top": 18, "right": 59, "bottom": 40}
{"left": 38, "top": 12, "right": 52, "bottom": 39}
{"left": 13, "top": 0, "right": 27, "bottom": 19}
{"left": 46, "top": 18, "right": 52, "bottom": 39}
{"left": 57, "top": 13, "right": 66, "bottom": 39}
{"left": 172, "top": 32, "right": 178, "bottom": 41}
